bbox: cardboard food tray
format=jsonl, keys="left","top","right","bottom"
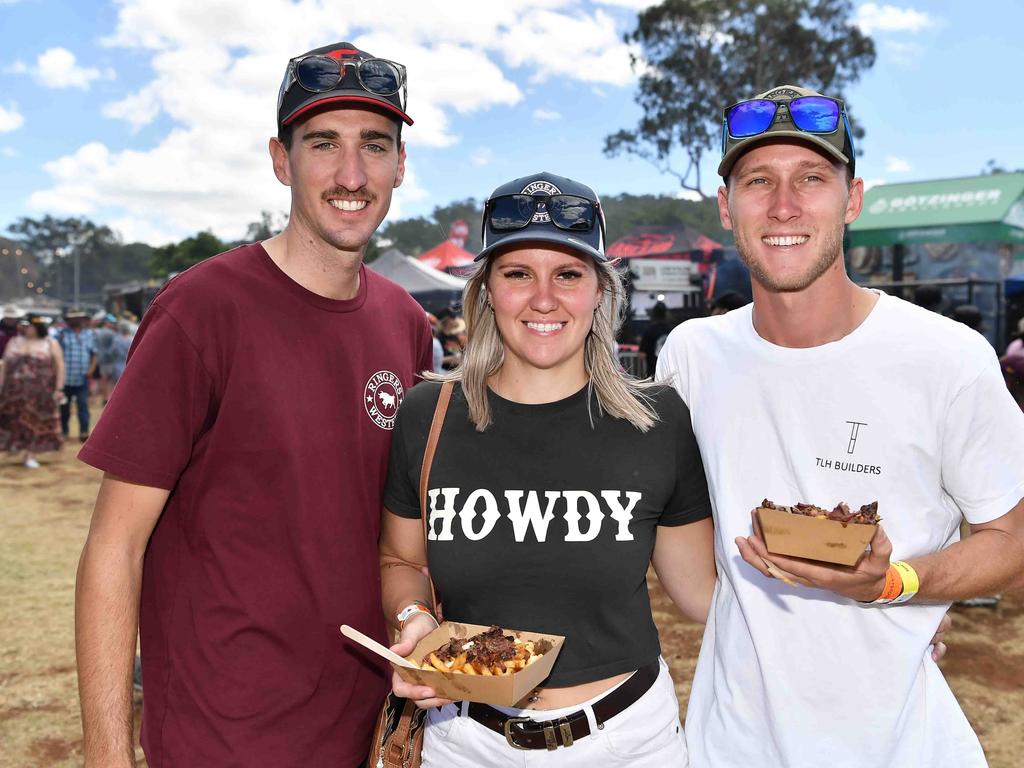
{"left": 756, "top": 507, "right": 877, "bottom": 566}
{"left": 394, "top": 622, "right": 564, "bottom": 706}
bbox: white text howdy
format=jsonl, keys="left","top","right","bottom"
{"left": 426, "top": 488, "right": 643, "bottom": 543}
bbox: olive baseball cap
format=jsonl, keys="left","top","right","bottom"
{"left": 718, "top": 84, "right": 854, "bottom": 178}
{"left": 277, "top": 42, "right": 412, "bottom": 130}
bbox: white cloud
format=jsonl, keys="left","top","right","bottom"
{"left": 496, "top": 8, "right": 636, "bottom": 85}
{"left": 884, "top": 156, "right": 911, "bottom": 173}
{"left": 862, "top": 178, "right": 887, "bottom": 192}
{"left": 854, "top": 4, "right": 937, "bottom": 35}
{"left": 674, "top": 188, "right": 703, "bottom": 201}
{"left": 107, "top": 215, "right": 180, "bottom": 246}
{"left": 0, "top": 146, "right": 17, "bottom": 157}
{"left": 389, "top": 161, "right": 429, "bottom": 222}
{"left": 28, "top": 133, "right": 289, "bottom": 236}
{"left": 101, "top": 84, "right": 161, "bottom": 132}
{"left": 21, "top": 47, "right": 113, "bottom": 90}
{"left": 31, "top": 0, "right": 645, "bottom": 244}
{"left": 470, "top": 147, "right": 494, "bottom": 166}
{"left": 0, "top": 103, "right": 25, "bottom": 133}
{"left": 593, "top": 0, "right": 657, "bottom": 8}
{"left": 882, "top": 39, "right": 926, "bottom": 67}
{"left": 533, "top": 108, "right": 562, "bottom": 121}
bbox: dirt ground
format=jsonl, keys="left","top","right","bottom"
{"left": 1, "top": 404, "right": 1022, "bottom": 767}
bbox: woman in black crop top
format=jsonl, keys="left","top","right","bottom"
{"left": 378, "top": 172, "right": 716, "bottom": 767}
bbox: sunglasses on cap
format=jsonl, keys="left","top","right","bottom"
{"left": 483, "top": 194, "right": 605, "bottom": 239}
{"left": 278, "top": 54, "right": 407, "bottom": 111}
{"left": 721, "top": 95, "right": 855, "bottom": 155}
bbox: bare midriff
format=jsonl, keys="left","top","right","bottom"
{"left": 517, "top": 670, "right": 633, "bottom": 710}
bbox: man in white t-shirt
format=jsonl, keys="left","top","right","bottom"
{"left": 657, "top": 84, "right": 1024, "bottom": 768}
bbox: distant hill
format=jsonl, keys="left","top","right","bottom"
{"left": 377, "top": 192, "right": 732, "bottom": 258}
{"left": 601, "top": 193, "right": 732, "bottom": 247}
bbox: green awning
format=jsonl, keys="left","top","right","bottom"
{"left": 848, "top": 172, "right": 1024, "bottom": 246}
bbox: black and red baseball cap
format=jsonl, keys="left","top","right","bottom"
{"left": 277, "top": 42, "right": 412, "bottom": 130}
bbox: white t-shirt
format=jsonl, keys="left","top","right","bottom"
{"left": 657, "top": 291, "right": 1024, "bottom": 768}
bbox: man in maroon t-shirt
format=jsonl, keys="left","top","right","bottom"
{"left": 75, "top": 42, "right": 432, "bottom": 768}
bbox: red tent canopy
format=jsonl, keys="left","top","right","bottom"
{"left": 417, "top": 239, "right": 475, "bottom": 272}
{"left": 607, "top": 226, "right": 721, "bottom": 260}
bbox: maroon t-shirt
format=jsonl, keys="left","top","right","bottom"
{"left": 79, "top": 244, "right": 433, "bottom": 767}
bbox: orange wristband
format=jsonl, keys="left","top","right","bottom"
{"left": 871, "top": 564, "right": 904, "bottom": 604}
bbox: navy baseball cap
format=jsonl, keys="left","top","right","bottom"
{"left": 277, "top": 42, "right": 412, "bottom": 130}
{"left": 476, "top": 172, "right": 607, "bottom": 264}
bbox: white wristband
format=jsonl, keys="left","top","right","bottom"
{"left": 396, "top": 602, "right": 437, "bottom": 629}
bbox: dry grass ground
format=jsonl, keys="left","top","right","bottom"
{"left": 1, "top": 403, "right": 1022, "bottom": 766}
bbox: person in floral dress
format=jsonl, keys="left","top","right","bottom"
{"left": 0, "top": 315, "right": 65, "bottom": 467}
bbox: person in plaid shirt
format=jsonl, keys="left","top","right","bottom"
{"left": 58, "top": 308, "right": 97, "bottom": 441}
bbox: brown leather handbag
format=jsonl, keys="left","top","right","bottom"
{"left": 368, "top": 381, "right": 453, "bottom": 768}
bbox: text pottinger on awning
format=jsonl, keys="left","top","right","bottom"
{"left": 849, "top": 172, "right": 1024, "bottom": 246}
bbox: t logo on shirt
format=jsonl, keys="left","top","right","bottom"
{"left": 426, "top": 487, "right": 643, "bottom": 543}
{"left": 846, "top": 420, "right": 867, "bottom": 454}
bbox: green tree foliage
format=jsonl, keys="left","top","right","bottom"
{"left": 6, "top": 216, "right": 153, "bottom": 303}
{"left": 605, "top": 0, "right": 875, "bottom": 197}
{"left": 150, "top": 230, "right": 226, "bottom": 277}
{"left": 378, "top": 198, "right": 483, "bottom": 256}
{"left": 433, "top": 200, "right": 483, "bottom": 253}
{"left": 602, "top": 193, "right": 730, "bottom": 245}
{"left": 0, "top": 236, "right": 37, "bottom": 302}
{"left": 982, "top": 160, "right": 1024, "bottom": 175}
{"left": 242, "top": 210, "right": 286, "bottom": 242}
{"left": 377, "top": 216, "right": 436, "bottom": 257}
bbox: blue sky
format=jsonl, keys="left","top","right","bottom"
{"left": 0, "top": 0, "right": 1022, "bottom": 246}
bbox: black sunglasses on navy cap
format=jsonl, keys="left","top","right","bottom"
{"left": 482, "top": 194, "right": 605, "bottom": 240}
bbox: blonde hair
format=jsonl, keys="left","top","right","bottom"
{"left": 428, "top": 251, "right": 661, "bottom": 432}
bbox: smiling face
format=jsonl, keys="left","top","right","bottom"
{"left": 270, "top": 106, "right": 405, "bottom": 255}
{"left": 719, "top": 139, "right": 863, "bottom": 293}
{"left": 487, "top": 245, "right": 603, "bottom": 383}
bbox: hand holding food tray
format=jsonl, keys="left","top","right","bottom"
{"left": 401, "top": 623, "right": 563, "bottom": 706}
{"left": 756, "top": 498, "right": 880, "bottom": 566}
{"left": 343, "top": 622, "right": 564, "bottom": 706}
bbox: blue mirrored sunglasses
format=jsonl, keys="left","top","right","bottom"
{"left": 720, "top": 95, "right": 854, "bottom": 157}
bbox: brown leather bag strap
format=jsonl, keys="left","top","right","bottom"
{"left": 384, "top": 700, "right": 426, "bottom": 767}
{"left": 418, "top": 381, "right": 454, "bottom": 621}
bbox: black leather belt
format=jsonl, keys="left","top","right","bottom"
{"left": 465, "top": 660, "right": 660, "bottom": 750}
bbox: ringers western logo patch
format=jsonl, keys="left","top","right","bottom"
{"left": 364, "top": 370, "right": 404, "bottom": 430}
{"left": 521, "top": 180, "right": 561, "bottom": 223}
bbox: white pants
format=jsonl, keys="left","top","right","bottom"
{"left": 421, "top": 657, "right": 688, "bottom": 767}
